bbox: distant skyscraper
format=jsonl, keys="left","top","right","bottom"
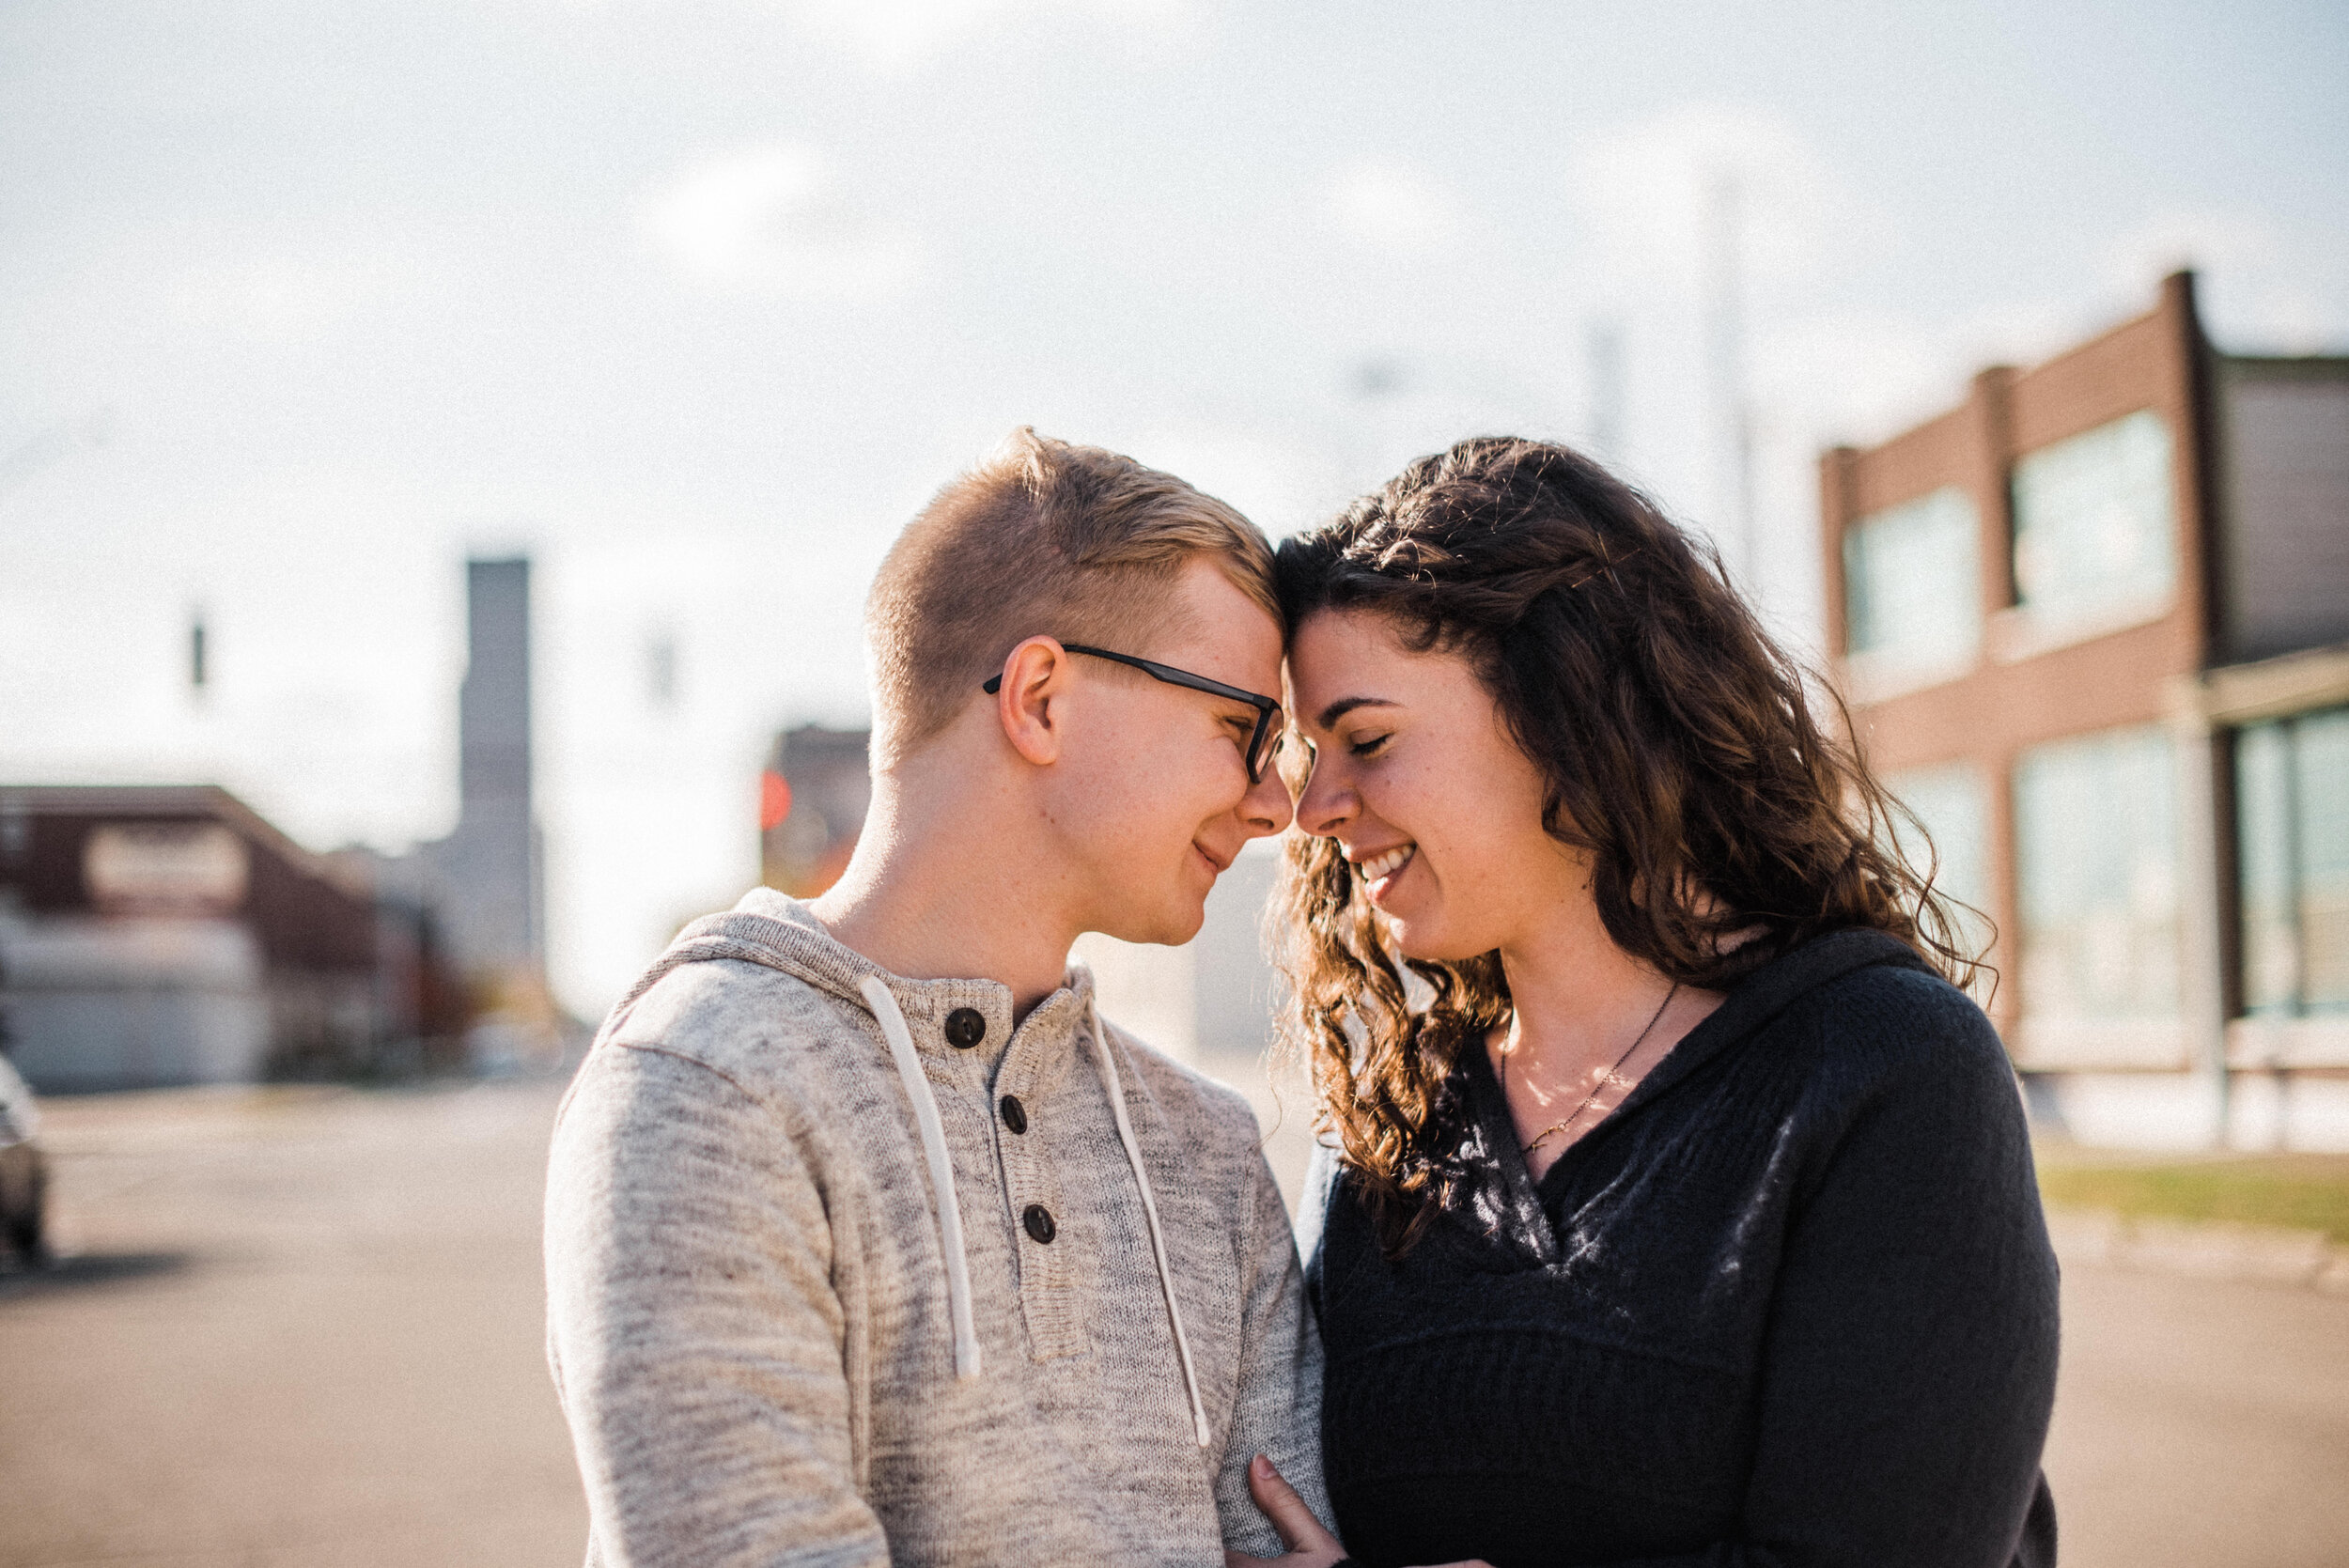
{"left": 435, "top": 558, "right": 542, "bottom": 977}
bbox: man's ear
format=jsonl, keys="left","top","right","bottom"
{"left": 994, "top": 636, "right": 1071, "bottom": 768}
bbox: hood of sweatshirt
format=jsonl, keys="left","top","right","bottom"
{"left": 608, "top": 886, "right": 1095, "bottom": 1043}
{"left": 1610, "top": 928, "right": 1932, "bottom": 1116}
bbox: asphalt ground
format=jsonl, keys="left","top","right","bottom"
{"left": 3, "top": 1078, "right": 2345, "bottom": 1567}
{"left": 0, "top": 1081, "right": 586, "bottom": 1568}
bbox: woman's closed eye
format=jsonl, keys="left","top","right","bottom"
{"left": 1347, "top": 732, "right": 1392, "bottom": 758}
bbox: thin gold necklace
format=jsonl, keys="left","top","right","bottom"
{"left": 1508, "top": 981, "right": 1679, "bottom": 1158}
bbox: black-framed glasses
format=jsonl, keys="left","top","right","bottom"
{"left": 984, "top": 643, "right": 1285, "bottom": 784}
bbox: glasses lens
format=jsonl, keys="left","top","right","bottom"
{"left": 1279, "top": 733, "right": 1315, "bottom": 796}
{"left": 1247, "top": 708, "right": 1283, "bottom": 783}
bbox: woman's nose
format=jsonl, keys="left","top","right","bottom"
{"left": 1293, "top": 762, "right": 1352, "bottom": 838}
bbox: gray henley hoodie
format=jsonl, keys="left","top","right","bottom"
{"left": 544, "top": 888, "right": 1329, "bottom": 1566}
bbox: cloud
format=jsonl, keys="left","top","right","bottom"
{"left": 2101, "top": 207, "right": 2346, "bottom": 352}
{"left": 643, "top": 146, "right": 920, "bottom": 297}
{"left": 2103, "top": 208, "right": 2279, "bottom": 294}
{"left": 1766, "top": 294, "right": 2096, "bottom": 447}
{"left": 1125, "top": 426, "right": 1348, "bottom": 538}
{"left": 160, "top": 245, "right": 439, "bottom": 339}
{"left": 1571, "top": 102, "right": 1859, "bottom": 287}
{"left": 1325, "top": 162, "right": 1465, "bottom": 258}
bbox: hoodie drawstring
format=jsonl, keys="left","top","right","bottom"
{"left": 859, "top": 976, "right": 983, "bottom": 1381}
{"left": 1088, "top": 998, "right": 1214, "bottom": 1450}
{"left": 853, "top": 975, "right": 1211, "bottom": 1447}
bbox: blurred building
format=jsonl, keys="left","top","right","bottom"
{"left": 374, "top": 556, "right": 558, "bottom": 1066}
{"left": 754, "top": 721, "right": 1290, "bottom": 1064}
{"left": 0, "top": 556, "right": 552, "bottom": 1091}
{"left": 0, "top": 786, "right": 464, "bottom": 1092}
{"left": 759, "top": 724, "right": 872, "bottom": 897}
{"left": 1821, "top": 272, "right": 2349, "bottom": 1150}
{"left": 430, "top": 558, "right": 543, "bottom": 975}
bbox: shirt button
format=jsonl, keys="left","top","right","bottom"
{"left": 1022, "top": 1203, "right": 1057, "bottom": 1244}
{"left": 943, "top": 1007, "right": 987, "bottom": 1049}
{"left": 999, "top": 1094, "right": 1028, "bottom": 1135}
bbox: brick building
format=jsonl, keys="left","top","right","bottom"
{"left": 0, "top": 785, "right": 465, "bottom": 1091}
{"left": 1821, "top": 272, "right": 2349, "bottom": 1149}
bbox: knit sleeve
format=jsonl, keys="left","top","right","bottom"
{"left": 1211, "top": 1140, "right": 1336, "bottom": 1558}
{"left": 1614, "top": 983, "right": 2061, "bottom": 1568}
{"left": 545, "top": 1040, "right": 891, "bottom": 1568}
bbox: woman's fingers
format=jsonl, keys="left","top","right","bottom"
{"left": 1230, "top": 1455, "right": 1484, "bottom": 1568}
{"left": 1247, "top": 1453, "right": 1343, "bottom": 1555}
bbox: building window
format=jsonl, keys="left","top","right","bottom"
{"left": 1843, "top": 487, "right": 1981, "bottom": 688}
{"left": 1885, "top": 761, "right": 1996, "bottom": 963}
{"left": 2235, "top": 706, "right": 2349, "bottom": 1016}
{"left": 2010, "top": 409, "right": 2176, "bottom": 633}
{"left": 2014, "top": 723, "right": 2179, "bottom": 1025}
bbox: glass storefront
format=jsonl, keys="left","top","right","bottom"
{"left": 2235, "top": 705, "right": 2349, "bottom": 1016}
{"left": 1843, "top": 486, "right": 1982, "bottom": 681}
{"left": 2013, "top": 723, "right": 2180, "bottom": 1023}
{"left": 2011, "top": 409, "right": 2176, "bottom": 630}
{"left": 1885, "top": 760, "right": 1995, "bottom": 963}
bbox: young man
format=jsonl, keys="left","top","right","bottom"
{"left": 545, "top": 430, "right": 1331, "bottom": 1566}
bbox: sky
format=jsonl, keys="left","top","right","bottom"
{"left": 4, "top": 0, "right": 2345, "bottom": 1015}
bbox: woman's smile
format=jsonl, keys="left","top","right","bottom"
{"left": 1355, "top": 843, "right": 1417, "bottom": 901}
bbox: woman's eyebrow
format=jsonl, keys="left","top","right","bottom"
{"left": 1314, "top": 696, "right": 1399, "bottom": 730}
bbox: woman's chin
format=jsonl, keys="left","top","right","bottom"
{"left": 1383, "top": 913, "right": 1483, "bottom": 967}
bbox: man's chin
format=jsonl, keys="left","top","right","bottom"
{"left": 1096, "top": 897, "right": 1207, "bottom": 950}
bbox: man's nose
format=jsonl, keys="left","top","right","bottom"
{"left": 1241, "top": 765, "right": 1295, "bottom": 838}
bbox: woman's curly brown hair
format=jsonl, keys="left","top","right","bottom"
{"left": 1271, "top": 436, "right": 1983, "bottom": 1256}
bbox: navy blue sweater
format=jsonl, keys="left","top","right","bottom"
{"left": 1304, "top": 931, "right": 2060, "bottom": 1568}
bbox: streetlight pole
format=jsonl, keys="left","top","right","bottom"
{"left": 1704, "top": 173, "right": 1755, "bottom": 583}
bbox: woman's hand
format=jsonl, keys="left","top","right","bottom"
{"left": 1221, "top": 1452, "right": 1493, "bottom": 1568}
{"left": 1222, "top": 1454, "right": 1348, "bottom": 1568}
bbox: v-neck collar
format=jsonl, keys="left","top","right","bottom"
{"left": 1442, "top": 929, "right": 1930, "bottom": 1265}
{"left": 1455, "top": 1040, "right": 1561, "bottom": 1265}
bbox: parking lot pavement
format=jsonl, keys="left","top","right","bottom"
{"left": 2044, "top": 1257, "right": 2349, "bottom": 1568}
{"left": 0, "top": 1079, "right": 587, "bottom": 1568}
{"left": 5, "top": 1078, "right": 2347, "bottom": 1568}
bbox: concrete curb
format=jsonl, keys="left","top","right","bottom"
{"left": 2046, "top": 1206, "right": 2349, "bottom": 1293}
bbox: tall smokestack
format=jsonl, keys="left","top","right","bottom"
{"left": 443, "top": 557, "right": 540, "bottom": 973}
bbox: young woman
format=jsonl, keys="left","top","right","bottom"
{"left": 1235, "top": 437, "right": 2058, "bottom": 1568}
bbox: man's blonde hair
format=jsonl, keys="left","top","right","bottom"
{"left": 866, "top": 428, "right": 1280, "bottom": 769}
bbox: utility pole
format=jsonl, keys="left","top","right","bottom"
{"left": 1585, "top": 319, "right": 1624, "bottom": 461}
{"left": 1704, "top": 172, "right": 1756, "bottom": 583}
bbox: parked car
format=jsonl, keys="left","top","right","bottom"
{"left": 0, "top": 1048, "right": 48, "bottom": 1267}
